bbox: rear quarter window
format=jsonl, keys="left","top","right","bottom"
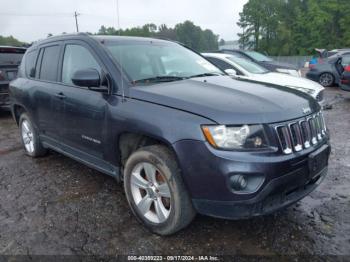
{"left": 24, "top": 50, "right": 38, "bottom": 78}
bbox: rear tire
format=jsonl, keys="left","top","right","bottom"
{"left": 319, "top": 73, "right": 334, "bottom": 87}
{"left": 123, "top": 145, "right": 196, "bottom": 235}
{"left": 19, "top": 113, "right": 47, "bottom": 157}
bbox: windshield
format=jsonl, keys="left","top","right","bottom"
{"left": 104, "top": 40, "right": 222, "bottom": 83}
{"left": 227, "top": 56, "right": 269, "bottom": 74}
{"left": 244, "top": 51, "right": 273, "bottom": 62}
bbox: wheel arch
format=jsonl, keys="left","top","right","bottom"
{"left": 117, "top": 132, "right": 178, "bottom": 169}
{"left": 13, "top": 104, "right": 27, "bottom": 126}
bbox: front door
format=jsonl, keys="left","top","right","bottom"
{"left": 58, "top": 41, "right": 108, "bottom": 158}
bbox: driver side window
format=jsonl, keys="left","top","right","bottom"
{"left": 62, "top": 44, "right": 101, "bottom": 85}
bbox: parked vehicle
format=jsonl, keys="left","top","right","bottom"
{"left": 340, "top": 65, "right": 350, "bottom": 91}
{"left": 219, "top": 49, "right": 301, "bottom": 77}
{"left": 307, "top": 48, "right": 350, "bottom": 69}
{"left": 203, "top": 53, "right": 325, "bottom": 106}
{"left": 10, "top": 34, "right": 331, "bottom": 235}
{"left": 306, "top": 51, "right": 350, "bottom": 87}
{"left": 0, "top": 46, "right": 26, "bottom": 109}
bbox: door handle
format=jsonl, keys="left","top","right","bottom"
{"left": 55, "top": 92, "right": 66, "bottom": 99}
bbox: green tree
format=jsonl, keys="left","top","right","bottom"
{"left": 0, "top": 35, "right": 26, "bottom": 47}
{"left": 96, "top": 21, "right": 219, "bottom": 52}
{"left": 238, "top": 0, "right": 350, "bottom": 56}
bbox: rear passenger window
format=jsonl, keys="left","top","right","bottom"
{"left": 39, "top": 45, "right": 60, "bottom": 81}
{"left": 25, "top": 50, "right": 38, "bottom": 78}
{"left": 61, "top": 44, "right": 101, "bottom": 86}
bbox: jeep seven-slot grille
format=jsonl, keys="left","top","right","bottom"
{"left": 275, "top": 112, "right": 327, "bottom": 154}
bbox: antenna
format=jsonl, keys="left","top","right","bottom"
{"left": 74, "top": 11, "right": 80, "bottom": 32}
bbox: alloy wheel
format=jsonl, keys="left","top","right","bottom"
{"left": 319, "top": 73, "right": 334, "bottom": 87}
{"left": 130, "top": 162, "right": 171, "bottom": 224}
{"left": 21, "top": 120, "right": 35, "bottom": 153}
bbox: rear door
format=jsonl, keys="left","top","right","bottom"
{"left": 58, "top": 40, "right": 108, "bottom": 158}
{"left": 32, "top": 42, "right": 64, "bottom": 140}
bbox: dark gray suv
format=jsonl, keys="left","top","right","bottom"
{"left": 9, "top": 34, "right": 331, "bottom": 235}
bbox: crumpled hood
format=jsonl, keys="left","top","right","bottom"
{"left": 129, "top": 76, "right": 320, "bottom": 125}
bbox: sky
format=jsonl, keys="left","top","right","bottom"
{"left": 0, "top": 0, "right": 248, "bottom": 43}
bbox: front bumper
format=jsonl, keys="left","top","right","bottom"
{"left": 173, "top": 140, "right": 330, "bottom": 219}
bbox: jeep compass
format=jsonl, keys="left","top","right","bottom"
{"left": 9, "top": 34, "right": 331, "bottom": 235}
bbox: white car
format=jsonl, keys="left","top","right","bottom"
{"left": 203, "top": 53, "right": 325, "bottom": 105}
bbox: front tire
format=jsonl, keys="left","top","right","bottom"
{"left": 319, "top": 73, "right": 334, "bottom": 87}
{"left": 19, "top": 113, "right": 47, "bottom": 157}
{"left": 123, "top": 145, "right": 196, "bottom": 235}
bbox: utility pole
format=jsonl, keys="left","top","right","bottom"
{"left": 74, "top": 11, "right": 80, "bottom": 32}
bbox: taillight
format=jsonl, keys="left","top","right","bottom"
{"left": 344, "top": 65, "right": 350, "bottom": 72}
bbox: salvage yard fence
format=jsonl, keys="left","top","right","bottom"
{"left": 271, "top": 56, "right": 312, "bottom": 69}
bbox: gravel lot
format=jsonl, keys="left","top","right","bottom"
{"left": 0, "top": 87, "right": 349, "bottom": 257}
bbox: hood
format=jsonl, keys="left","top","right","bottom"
{"left": 129, "top": 76, "right": 320, "bottom": 125}
{"left": 249, "top": 72, "right": 324, "bottom": 97}
{"left": 261, "top": 60, "right": 298, "bottom": 70}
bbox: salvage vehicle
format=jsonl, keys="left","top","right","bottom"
{"left": 306, "top": 51, "right": 350, "bottom": 87}
{"left": 219, "top": 49, "right": 301, "bottom": 77}
{"left": 308, "top": 48, "right": 350, "bottom": 68}
{"left": 10, "top": 34, "right": 331, "bottom": 235}
{"left": 203, "top": 53, "right": 325, "bottom": 106}
{"left": 0, "top": 46, "right": 26, "bottom": 109}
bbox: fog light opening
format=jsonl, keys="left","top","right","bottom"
{"left": 230, "top": 175, "right": 248, "bottom": 191}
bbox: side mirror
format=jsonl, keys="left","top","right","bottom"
{"left": 72, "top": 68, "right": 101, "bottom": 88}
{"left": 225, "top": 69, "right": 237, "bottom": 76}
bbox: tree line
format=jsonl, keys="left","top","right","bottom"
{"left": 238, "top": 0, "right": 350, "bottom": 56}
{"left": 97, "top": 21, "right": 219, "bottom": 52}
{"left": 0, "top": 21, "right": 219, "bottom": 52}
{"left": 0, "top": 35, "right": 27, "bottom": 47}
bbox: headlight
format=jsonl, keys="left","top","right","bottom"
{"left": 201, "top": 125, "right": 269, "bottom": 150}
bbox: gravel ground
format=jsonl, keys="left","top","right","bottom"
{"left": 0, "top": 87, "right": 349, "bottom": 258}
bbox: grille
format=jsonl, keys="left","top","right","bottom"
{"left": 275, "top": 112, "right": 327, "bottom": 154}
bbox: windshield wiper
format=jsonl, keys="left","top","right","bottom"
{"left": 188, "top": 73, "right": 223, "bottom": 78}
{"left": 132, "top": 76, "right": 186, "bottom": 84}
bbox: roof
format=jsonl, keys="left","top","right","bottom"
{"left": 30, "top": 33, "right": 173, "bottom": 49}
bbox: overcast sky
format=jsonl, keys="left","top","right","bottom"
{"left": 0, "top": 0, "right": 248, "bottom": 43}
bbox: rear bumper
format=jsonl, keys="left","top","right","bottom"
{"left": 340, "top": 83, "right": 350, "bottom": 92}
{"left": 306, "top": 71, "right": 319, "bottom": 82}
